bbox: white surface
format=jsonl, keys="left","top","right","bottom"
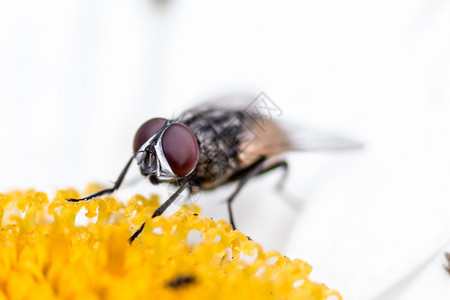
{"left": 1, "top": 1, "right": 450, "bottom": 299}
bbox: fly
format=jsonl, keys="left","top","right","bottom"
{"left": 67, "top": 94, "right": 360, "bottom": 243}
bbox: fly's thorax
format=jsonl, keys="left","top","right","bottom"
{"left": 179, "top": 109, "right": 248, "bottom": 189}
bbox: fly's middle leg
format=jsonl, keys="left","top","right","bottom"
{"left": 226, "top": 158, "right": 289, "bottom": 231}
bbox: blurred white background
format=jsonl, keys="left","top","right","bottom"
{"left": 1, "top": 1, "right": 450, "bottom": 299}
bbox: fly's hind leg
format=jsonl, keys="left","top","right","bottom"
{"left": 257, "top": 160, "right": 289, "bottom": 191}
{"left": 226, "top": 157, "right": 266, "bottom": 230}
{"left": 226, "top": 157, "right": 289, "bottom": 231}
{"left": 445, "top": 253, "right": 450, "bottom": 274}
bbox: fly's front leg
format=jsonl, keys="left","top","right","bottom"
{"left": 66, "top": 156, "right": 135, "bottom": 202}
{"left": 128, "top": 178, "right": 192, "bottom": 244}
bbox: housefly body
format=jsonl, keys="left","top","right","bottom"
{"left": 67, "top": 94, "right": 360, "bottom": 243}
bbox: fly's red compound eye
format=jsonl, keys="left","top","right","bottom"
{"left": 162, "top": 123, "right": 199, "bottom": 177}
{"left": 133, "top": 118, "right": 167, "bottom": 153}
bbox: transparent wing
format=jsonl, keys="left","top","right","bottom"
{"left": 238, "top": 118, "right": 362, "bottom": 163}
{"left": 180, "top": 94, "right": 362, "bottom": 155}
{"left": 180, "top": 94, "right": 271, "bottom": 116}
{"left": 277, "top": 121, "right": 363, "bottom": 152}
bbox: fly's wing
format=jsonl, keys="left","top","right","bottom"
{"left": 274, "top": 121, "right": 363, "bottom": 152}
{"left": 177, "top": 94, "right": 263, "bottom": 120}
{"left": 177, "top": 94, "right": 362, "bottom": 167}
{"left": 237, "top": 116, "right": 362, "bottom": 168}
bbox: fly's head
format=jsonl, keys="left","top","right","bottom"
{"left": 133, "top": 118, "right": 199, "bottom": 184}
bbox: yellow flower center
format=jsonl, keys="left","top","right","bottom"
{"left": 0, "top": 185, "right": 341, "bottom": 300}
